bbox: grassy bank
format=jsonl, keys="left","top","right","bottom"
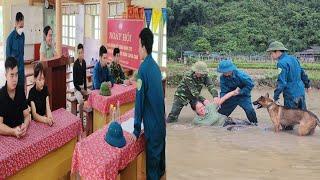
{"left": 167, "top": 62, "right": 320, "bottom": 88}
{"left": 207, "top": 62, "right": 320, "bottom": 71}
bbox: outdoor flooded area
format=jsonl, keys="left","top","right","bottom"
{"left": 165, "top": 87, "right": 320, "bottom": 180}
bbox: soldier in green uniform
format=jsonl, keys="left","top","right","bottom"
{"left": 110, "top": 48, "right": 131, "bottom": 85}
{"left": 110, "top": 48, "right": 126, "bottom": 84}
{"left": 167, "top": 61, "right": 219, "bottom": 123}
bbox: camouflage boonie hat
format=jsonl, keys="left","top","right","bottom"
{"left": 191, "top": 61, "right": 209, "bottom": 74}
{"left": 266, "top": 41, "right": 288, "bottom": 52}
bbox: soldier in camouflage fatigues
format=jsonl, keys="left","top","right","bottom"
{"left": 110, "top": 48, "right": 126, "bottom": 84}
{"left": 167, "top": 61, "right": 218, "bottom": 123}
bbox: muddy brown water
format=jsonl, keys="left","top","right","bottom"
{"left": 165, "top": 87, "right": 320, "bottom": 180}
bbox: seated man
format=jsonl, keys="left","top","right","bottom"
{"left": 217, "top": 59, "right": 258, "bottom": 125}
{"left": 73, "top": 44, "right": 88, "bottom": 119}
{"left": 167, "top": 61, "right": 219, "bottom": 123}
{"left": 0, "top": 57, "right": 31, "bottom": 138}
{"left": 110, "top": 48, "right": 130, "bottom": 85}
{"left": 93, "top": 45, "right": 114, "bottom": 90}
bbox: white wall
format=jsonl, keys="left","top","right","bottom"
{"left": 84, "top": 37, "right": 99, "bottom": 64}
{"left": 76, "top": 5, "right": 85, "bottom": 46}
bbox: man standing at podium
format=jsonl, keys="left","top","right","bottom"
{"left": 6, "top": 12, "right": 25, "bottom": 89}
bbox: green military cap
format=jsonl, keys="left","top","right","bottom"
{"left": 100, "top": 82, "right": 111, "bottom": 96}
{"left": 191, "top": 61, "right": 209, "bottom": 74}
{"left": 266, "top": 41, "right": 288, "bottom": 52}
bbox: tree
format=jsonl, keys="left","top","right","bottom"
{"left": 168, "top": 0, "right": 320, "bottom": 55}
{"left": 193, "top": 38, "right": 212, "bottom": 52}
{"left": 168, "top": 47, "right": 177, "bottom": 60}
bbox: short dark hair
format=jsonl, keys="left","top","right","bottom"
{"left": 43, "top": 26, "right": 52, "bottom": 37}
{"left": 113, "top": 48, "right": 120, "bottom": 56}
{"left": 139, "top": 28, "right": 153, "bottom": 55}
{"left": 34, "top": 62, "right": 44, "bottom": 78}
{"left": 5, "top": 57, "right": 18, "bottom": 71}
{"left": 99, "top": 45, "right": 108, "bottom": 57}
{"left": 77, "top": 43, "right": 83, "bottom": 50}
{"left": 16, "top": 12, "right": 24, "bottom": 22}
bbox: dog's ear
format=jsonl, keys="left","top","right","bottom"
{"left": 265, "top": 93, "right": 269, "bottom": 98}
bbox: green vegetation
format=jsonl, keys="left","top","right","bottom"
{"left": 168, "top": 60, "right": 320, "bottom": 71}
{"left": 207, "top": 62, "right": 320, "bottom": 71}
{"left": 167, "top": 62, "right": 320, "bottom": 88}
{"left": 168, "top": 0, "right": 320, "bottom": 58}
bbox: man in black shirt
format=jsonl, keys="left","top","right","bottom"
{"left": 73, "top": 44, "right": 88, "bottom": 120}
{"left": 0, "top": 57, "right": 31, "bottom": 138}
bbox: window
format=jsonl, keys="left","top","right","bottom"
{"left": 62, "top": 14, "right": 76, "bottom": 57}
{"left": 62, "top": 14, "right": 76, "bottom": 48}
{"left": 94, "top": 15, "right": 100, "bottom": 40}
{"left": 109, "top": 2, "right": 125, "bottom": 17}
{"left": 150, "top": 16, "right": 167, "bottom": 67}
{"left": 85, "top": 3, "right": 124, "bottom": 40}
{"left": 162, "top": 23, "right": 167, "bottom": 67}
{"left": 85, "top": 4, "right": 100, "bottom": 40}
{"left": 110, "top": 4, "right": 117, "bottom": 17}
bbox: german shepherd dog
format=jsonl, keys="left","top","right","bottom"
{"left": 253, "top": 93, "right": 320, "bottom": 136}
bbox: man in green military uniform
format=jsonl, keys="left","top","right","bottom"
{"left": 167, "top": 61, "right": 219, "bottom": 123}
{"left": 110, "top": 48, "right": 126, "bottom": 84}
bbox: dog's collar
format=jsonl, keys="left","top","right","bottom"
{"left": 266, "top": 102, "right": 276, "bottom": 109}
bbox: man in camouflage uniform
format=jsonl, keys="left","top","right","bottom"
{"left": 110, "top": 48, "right": 126, "bottom": 84}
{"left": 167, "top": 61, "right": 218, "bottom": 123}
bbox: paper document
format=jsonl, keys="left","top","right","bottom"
{"left": 121, "top": 118, "right": 144, "bottom": 133}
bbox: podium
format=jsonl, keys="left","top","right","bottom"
{"left": 42, "top": 57, "right": 67, "bottom": 111}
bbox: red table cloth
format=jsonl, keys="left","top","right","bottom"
{"left": 0, "top": 108, "right": 82, "bottom": 179}
{"left": 87, "top": 84, "right": 136, "bottom": 114}
{"left": 71, "top": 109, "right": 145, "bottom": 180}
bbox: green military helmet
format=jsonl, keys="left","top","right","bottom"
{"left": 266, "top": 41, "right": 288, "bottom": 52}
{"left": 191, "top": 61, "right": 209, "bottom": 74}
{"left": 100, "top": 82, "right": 111, "bottom": 96}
